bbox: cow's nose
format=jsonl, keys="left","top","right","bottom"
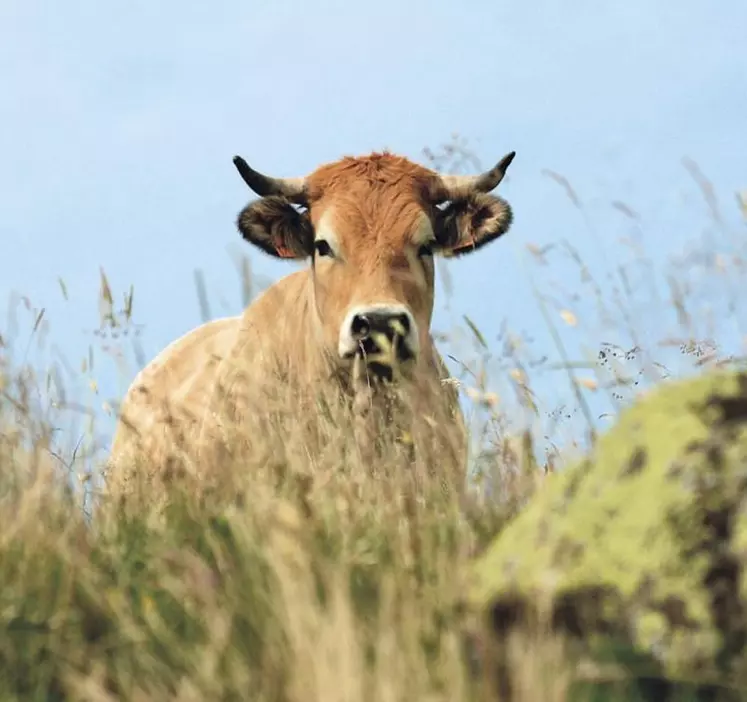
{"left": 351, "top": 311, "right": 411, "bottom": 342}
{"left": 339, "top": 305, "right": 418, "bottom": 379}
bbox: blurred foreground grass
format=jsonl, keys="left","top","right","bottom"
{"left": 0, "top": 414, "right": 501, "bottom": 701}
{"left": 0, "top": 140, "right": 745, "bottom": 700}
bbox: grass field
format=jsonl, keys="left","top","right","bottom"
{"left": 1, "top": 143, "right": 745, "bottom": 700}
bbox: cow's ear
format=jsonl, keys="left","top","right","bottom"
{"left": 434, "top": 193, "right": 513, "bottom": 258}
{"left": 237, "top": 196, "right": 314, "bottom": 260}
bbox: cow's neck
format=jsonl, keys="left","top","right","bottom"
{"left": 263, "top": 268, "right": 341, "bottom": 387}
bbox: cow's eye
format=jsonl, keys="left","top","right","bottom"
{"left": 314, "top": 240, "right": 334, "bottom": 258}
{"left": 417, "top": 243, "right": 434, "bottom": 257}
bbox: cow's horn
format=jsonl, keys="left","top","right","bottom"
{"left": 233, "top": 155, "right": 307, "bottom": 203}
{"left": 435, "top": 151, "right": 516, "bottom": 200}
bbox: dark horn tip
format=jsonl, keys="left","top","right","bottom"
{"left": 232, "top": 155, "right": 257, "bottom": 189}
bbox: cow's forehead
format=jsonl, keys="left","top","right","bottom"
{"left": 306, "top": 151, "right": 437, "bottom": 192}
{"left": 306, "top": 152, "right": 438, "bottom": 251}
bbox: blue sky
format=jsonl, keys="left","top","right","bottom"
{"left": 2, "top": 0, "right": 746, "bottom": 468}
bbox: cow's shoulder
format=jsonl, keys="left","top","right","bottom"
{"left": 126, "top": 315, "right": 239, "bottom": 411}
{"left": 108, "top": 316, "right": 240, "bottom": 477}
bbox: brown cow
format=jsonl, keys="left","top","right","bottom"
{"left": 105, "top": 149, "right": 515, "bottom": 507}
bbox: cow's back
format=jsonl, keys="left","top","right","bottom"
{"left": 104, "top": 315, "right": 239, "bottom": 502}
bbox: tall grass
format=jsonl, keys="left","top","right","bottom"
{"left": 0, "top": 137, "right": 745, "bottom": 700}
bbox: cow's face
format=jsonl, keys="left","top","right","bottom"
{"left": 234, "top": 151, "right": 515, "bottom": 381}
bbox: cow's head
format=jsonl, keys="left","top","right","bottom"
{"left": 233, "top": 150, "right": 515, "bottom": 382}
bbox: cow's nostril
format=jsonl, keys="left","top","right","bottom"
{"left": 395, "top": 313, "right": 410, "bottom": 334}
{"left": 351, "top": 314, "right": 370, "bottom": 339}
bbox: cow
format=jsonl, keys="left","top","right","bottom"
{"left": 104, "top": 148, "right": 515, "bottom": 510}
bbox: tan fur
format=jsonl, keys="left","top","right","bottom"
{"left": 106, "top": 151, "right": 514, "bottom": 505}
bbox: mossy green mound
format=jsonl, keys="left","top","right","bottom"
{"left": 471, "top": 371, "right": 747, "bottom": 691}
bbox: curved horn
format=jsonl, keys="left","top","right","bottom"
{"left": 435, "top": 151, "right": 516, "bottom": 201}
{"left": 232, "top": 155, "right": 307, "bottom": 203}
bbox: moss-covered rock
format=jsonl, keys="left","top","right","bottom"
{"left": 470, "top": 370, "right": 747, "bottom": 693}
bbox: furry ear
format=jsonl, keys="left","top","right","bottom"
{"left": 237, "top": 196, "right": 314, "bottom": 260}
{"left": 434, "top": 193, "right": 513, "bottom": 258}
